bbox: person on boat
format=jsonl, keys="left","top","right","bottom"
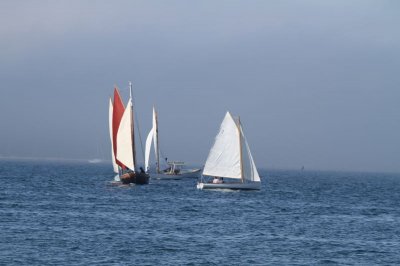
{"left": 173, "top": 165, "right": 181, "bottom": 174}
{"left": 212, "top": 177, "right": 223, "bottom": 184}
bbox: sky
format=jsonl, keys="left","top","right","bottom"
{"left": 1, "top": 0, "right": 399, "bottom": 173}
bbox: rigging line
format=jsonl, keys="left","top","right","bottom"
{"left": 159, "top": 149, "right": 169, "bottom": 168}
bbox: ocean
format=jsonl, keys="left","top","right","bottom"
{"left": 1, "top": 160, "right": 399, "bottom": 265}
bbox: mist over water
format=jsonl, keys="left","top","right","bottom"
{"left": 1, "top": 1, "right": 400, "bottom": 173}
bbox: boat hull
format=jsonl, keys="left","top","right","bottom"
{"left": 151, "top": 173, "right": 183, "bottom": 180}
{"left": 120, "top": 172, "right": 150, "bottom": 185}
{"left": 151, "top": 169, "right": 202, "bottom": 180}
{"left": 196, "top": 181, "right": 261, "bottom": 190}
{"left": 179, "top": 169, "right": 202, "bottom": 178}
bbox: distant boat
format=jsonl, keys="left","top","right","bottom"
{"left": 144, "top": 107, "right": 201, "bottom": 180}
{"left": 109, "top": 82, "right": 149, "bottom": 185}
{"left": 89, "top": 142, "right": 105, "bottom": 164}
{"left": 88, "top": 158, "right": 103, "bottom": 164}
{"left": 197, "top": 111, "right": 261, "bottom": 190}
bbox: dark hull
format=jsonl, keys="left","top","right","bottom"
{"left": 120, "top": 172, "right": 150, "bottom": 185}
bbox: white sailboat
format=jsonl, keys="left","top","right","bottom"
{"left": 145, "top": 107, "right": 201, "bottom": 180}
{"left": 88, "top": 158, "right": 103, "bottom": 164}
{"left": 109, "top": 83, "right": 149, "bottom": 185}
{"left": 197, "top": 111, "right": 261, "bottom": 190}
{"left": 89, "top": 139, "right": 106, "bottom": 164}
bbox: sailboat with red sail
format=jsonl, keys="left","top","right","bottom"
{"left": 109, "top": 82, "right": 149, "bottom": 185}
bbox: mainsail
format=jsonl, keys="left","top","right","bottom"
{"left": 202, "top": 112, "right": 242, "bottom": 179}
{"left": 144, "top": 107, "right": 161, "bottom": 173}
{"left": 109, "top": 98, "right": 118, "bottom": 173}
{"left": 153, "top": 107, "right": 159, "bottom": 172}
{"left": 145, "top": 127, "right": 153, "bottom": 171}
{"left": 116, "top": 99, "right": 135, "bottom": 171}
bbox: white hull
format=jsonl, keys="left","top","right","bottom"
{"left": 151, "top": 168, "right": 201, "bottom": 180}
{"left": 151, "top": 173, "right": 183, "bottom": 180}
{"left": 196, "top": 181, "right": 261, "bottom": 190}
{"left": 179, "top": 169, "right": 201, "bottom": 178}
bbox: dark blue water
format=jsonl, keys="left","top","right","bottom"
{"left": 1, "top": 160, "right": 400, "bottom": 265}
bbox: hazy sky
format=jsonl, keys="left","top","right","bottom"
{"left": 1, "top": 1, "right": 399, "bottom": 172}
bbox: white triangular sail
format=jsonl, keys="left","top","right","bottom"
{"left": 240, "top": 125, "right": 260, "bottom": 182}
{"left": 144, "top": 127, "right": 154, "bottom": 172}
{"left": 202, "top": 112, "right": 242, "bottom": 179}
{"left": 152, "top": 107, "right": 159, "bottom": 171}
{"left": 116, "top": 99, "right": 135, "bottom": 171}
{"left": 144, "top": 107, "right": 159, "bottom": 172}
{"left": 109, "top": 98, "right": 118, "bottom": 173}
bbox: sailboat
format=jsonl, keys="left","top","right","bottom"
{"left": 109, "top": 82, "right": 149, "bottom": 185}
{"left": 88, "top": 158, "right": 103, "bottom": 164}
{"left": 144, "top": 107, "right": 201, "bottom": 180}
{"left": 88, "top": 141, "right": 105, "bottom": 164}
{"left": 197, "top": 111, "right": 261, "bottom": 190}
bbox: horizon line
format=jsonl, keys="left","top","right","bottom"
{"left": 0, "top": 155, "right": 399, "bottom": 175}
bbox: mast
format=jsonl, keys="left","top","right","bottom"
{"left": 129, "top": 81, "right": 137, "bottom": 171}
{"left": 155, "top": 107, "right": 160, "bottom": 173}
{"left": 238, "top": 116, "right": 244, "bottom": 183}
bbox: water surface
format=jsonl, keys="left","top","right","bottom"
{"left": 1, "top": 160, "right": 399, "bottom": 265}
